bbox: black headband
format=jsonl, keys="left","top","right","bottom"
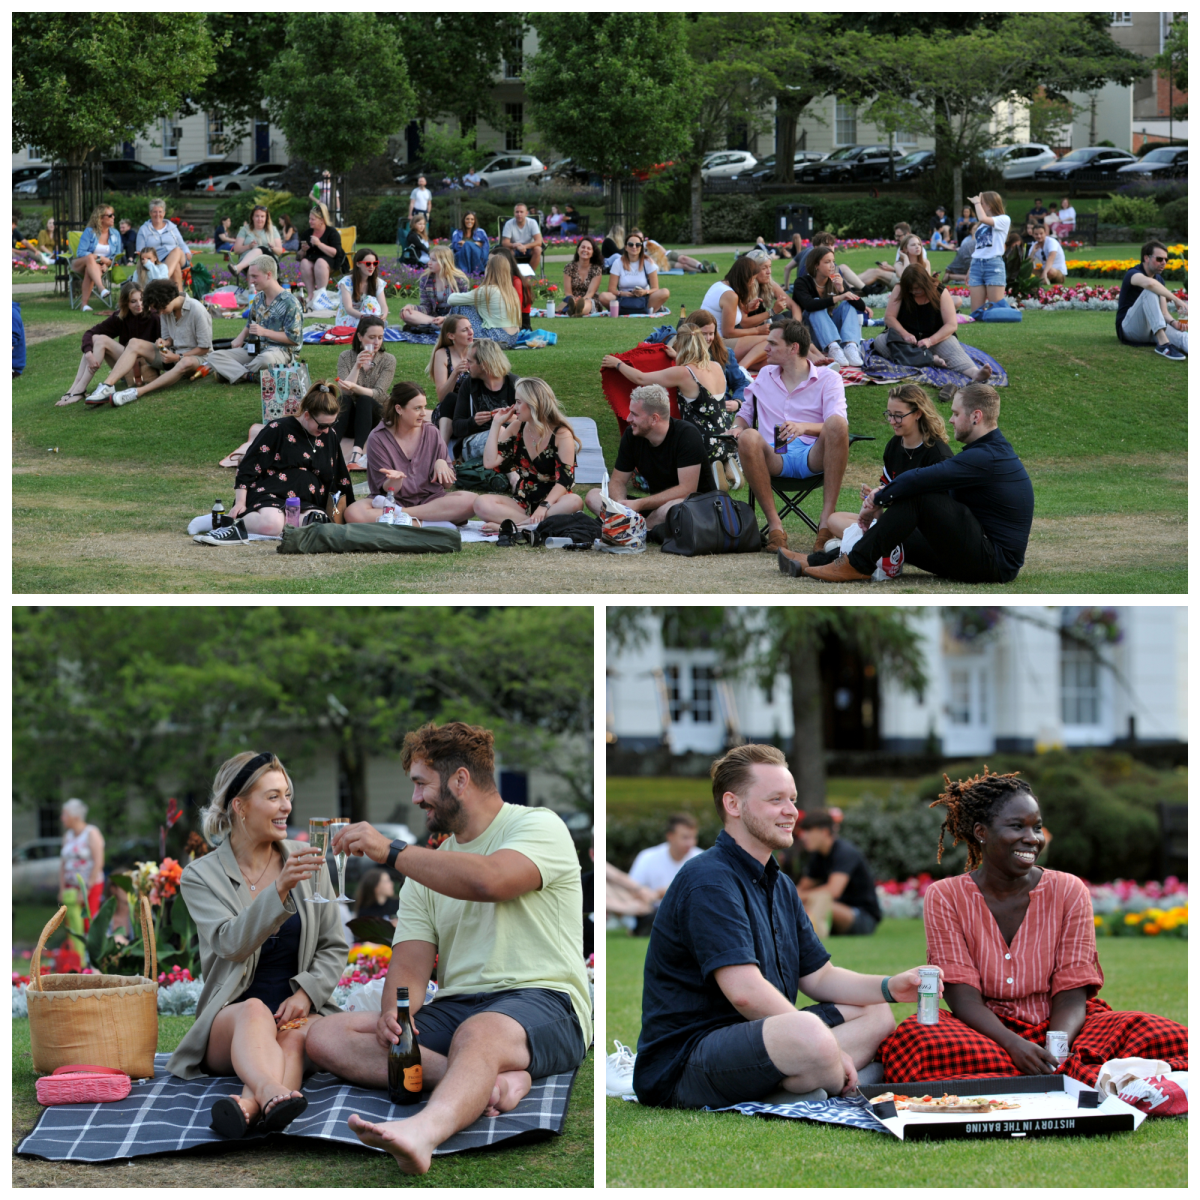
{"left": 225, "top": 753, "right": 276, "bottom": 808}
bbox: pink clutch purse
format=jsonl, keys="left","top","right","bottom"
{"left": 36, "top": 1063, "right": 132, "bottom": 1105}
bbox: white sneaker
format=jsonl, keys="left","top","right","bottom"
{"left": 112, "top": 388, "right": 139, "bottom": 406}
{"left": 605, "top": 1040, "right": 637, "bottom": 1098}
{"left": 843, "top": 341, "right": 864, "bottom": 367}
{"left": 826, "top": 343, "right": 849, "bottom": 368}
{"left": 86, "top": 382, "right": 114, "bottom": 403}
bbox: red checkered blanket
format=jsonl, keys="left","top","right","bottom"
{"left": 880, "top": 997, "right": 1188, "bottom": 1087}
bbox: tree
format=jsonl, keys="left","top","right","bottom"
{"left": 1155, "top": 16, "right": 1187, "bottom": 122}
{"left": 262, "top": 15, "right": 415, "bottom": 199}
{"left": 608, "top": 607, "right": 927, "bottom": 810}
{"left": 525, "top": 14, "right": 692, "bottom": 224}
{"left": 11, "top": 14, "right": 217, "bottom": 220}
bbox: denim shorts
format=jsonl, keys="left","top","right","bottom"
{"left": 968, "top": 255, "right": 1006, "bottom": 287}
{"left": 777, "top": 438, "right": 818, "bottom": 480}
{"left": 414, "top": 988, "right": 588, "bottom": 1080}
{"left": 671, "top": 1003, "right": 845, "bottom": 1110}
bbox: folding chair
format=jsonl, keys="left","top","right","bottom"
{"left": 748, "top": 433, "right": 876, "bottom": 538}
{"left": 65, "top": 230, "right": 117, "bottom": 311}
{"left": 339, "top": 225, "right": 357, "bottom": 261}
{"left": 569, "top": 416, "right": 609, "bottom": 496}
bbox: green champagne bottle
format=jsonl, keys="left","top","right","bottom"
{"left": 387, "top": 987, "right": 423, "bottom": 1105}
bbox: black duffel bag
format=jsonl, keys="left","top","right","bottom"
{"left": 661, "top": 492, "right": 761, "bottom": 557}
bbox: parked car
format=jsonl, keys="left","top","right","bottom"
{"left": 1117, "top": 145, "right": 1188, "bottom": 180}
{"left": 471, "top": 154, "right": 545, "bottom": 189}
{"left": 13, "top": 168, "right": 52, "bottom": 198}
{"left": 798, "top": 145, "right": 894, "bottom": 184}
{"left": 849, "top": 148, "right": 909, "bottom": 183}
{"left": 100, "top": 159, "right": 163, "bottom": 193}
{"left": 981, "top": 143, "right": 1058, "bottom": 180}
{"left": 539, "top": 157, "right": 593, "bottom": 186}
{"left": 206, "top": 162, "right": 288, "bottom": 192}
{"left": 392, "top": 161, "right": 440, "bottom": 187}
{"left": 892, "top": 149, "right": 938, "bottom": 182}
{"left": 1032, "top": 147, "right": 1137, "bottom": 183}
{"left": 701, "top": 150, "right": 758, "bottom": 181}
{"left": 149, "top": 159, "right": 242, "bottom": 192}
{"left": 12, "top": 166, "right": 47, "bottom": 189}
{"left": 738, "top": 151, "right": 827, "bottom": 182}
{"left": 13, "top": 838, "right": 63, "bottom": 903}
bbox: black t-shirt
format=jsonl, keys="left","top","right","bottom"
{"left": 614, "top": 417, "right": 709, "bottom": 496}
{"left": 1115, "top": 264, "right": 1159, "bottom": 345}
{"left": 601, "top": 236, "right": 620, "bottom": 261}
{"left": 301, "top": 224, "right": 347, "bottom": 271}
{"left": 805, "top": 837, "right": 881, "bottom": 922}
{"left": 881, "top": 435, "right": 952, "bottom": 485}
{"left": 451, "top": 372, "right": 518, "bottom": 441}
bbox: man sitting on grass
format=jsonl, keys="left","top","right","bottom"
{"left": 84, "top": 279, "right": 213, "bottom": 408}
{"left": 306, "top": 721, "right": 590, "bottom": 1177}
{"left": 204, "top": 255, "right": 303, "bottom": 383}
{"left": 1115, "top": 240, "right": 1188, "bottom": 362}
{"left": 796, "top": 810, "right": 882, "bottom": 939}
{"left": 790, "top": 382, "right": 1033, "bottom": 585}
{"left": 633, "top": 743, "right": 935, "bottom": 1110}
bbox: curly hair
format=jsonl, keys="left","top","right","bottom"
{"left": 401, "top": 721, "right": 497, "bottom": 790}
{"left": 929, "top": 767, "right": 1034, "bottom": 871}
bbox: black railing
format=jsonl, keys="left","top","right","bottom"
{"left": 50, "top": 162, "right": 106, "bottom": 297}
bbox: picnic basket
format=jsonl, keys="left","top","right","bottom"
{"left": 27, "top": 895, "right": 159, "bottom": 1080}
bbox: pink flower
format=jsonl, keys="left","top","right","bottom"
{"left": 287, "top": 434, "right": 296, "bottom": 443}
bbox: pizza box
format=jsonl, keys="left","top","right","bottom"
{"left": 859, "top": 1075, "right": 1146, "bottom": 1141}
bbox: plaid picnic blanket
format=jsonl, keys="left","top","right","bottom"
{"left": 861, "top": 343, "right": 1008, "bottom": 391}
{"left": 16, "top": 1053, "right": 578, "bottom": 1163}
{"left": 715, "top": 1093, "right": 888, "bottom": 1134}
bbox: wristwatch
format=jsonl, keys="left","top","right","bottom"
{"left": 385, "top": 839, "right": 408, "bottom": 869}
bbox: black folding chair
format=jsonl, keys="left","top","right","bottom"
{"left": 748, "top": 433, "right": 876, "bottom": 538}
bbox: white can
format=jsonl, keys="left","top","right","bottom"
{"left": 1046, "top": 1030, "right": 1069, "bottom": 1062}
{"left": 917, "top": 967, "right": 940, "bottom": 1025}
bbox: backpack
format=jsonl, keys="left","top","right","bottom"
{"left": 454, "top": 456, "right": 511, "bottom": 494}
{"left": 532, "top": 512, "right": 602, "bottom": 546}
{"left": 661, "top": 492, "right": 761, "bottom": 556}
{"left": 189, "top": 262, "right": 213, "bottom": 300}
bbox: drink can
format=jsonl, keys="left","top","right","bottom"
{"left": 879, "top": 543, "right": 905, "bottom": 579}
{"left": 1046, "top": 1030, "right": 1069, "bottom": 1061}
{"left": 917, "top": 967, "right": 940, "bottom": 1025}
{"left": 773, "top": 424, "right": 787, "bottom": 452}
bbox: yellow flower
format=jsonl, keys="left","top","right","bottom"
{"left": 1093, "top": 915, "right": 1104, "bottom": 927}
{"left": 1124, "top": 912, "right": 1141, "bottom": 925}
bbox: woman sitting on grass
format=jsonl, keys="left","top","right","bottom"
{"left": 426, "top": 315, "right": 474, "bottom": 438}
{"left": 446, "top": 254, "right": 522, "bottom": 348}
{"left": 879, "top": 769, "right": 1189, "bottom": 1089}
{"left": 701, "top": 256, "right": 771, "bottom": 369}
{"left": 354, "top": 867, "right": 397, "bottom": 925}
{"left": 197, "top": 382, "right": 353, "bottom": 546}
{"left": 168, "top": 751, "right": 345, "bottom": 1139}
{"left": 58, "top": 281, "right": 160, "bottom": 406}
{"left": 791, "top": 245, "right": 867, "bottom": 368}
{"left": 230, "top": 206, "right": 284, "bottom": 277}
{"left": 473, "top": 377, "right": 584, "bottom": 533}
{"left": 401, "top": 245, "right": 469, "bottom": 329}
{"left": 597, "top": 232, "right": 670, "bottom": 316}
{"left": 343, "top": 381, "right": 479, "bottom": 527}
{"left": 404, "top": 214, "right": 432, "bottom": 267}
{"left": 334, "top": 316, "right": 395, "bottom": 471}
{"left": 277, "top": 214, "right": 300, "bottom": 254}
{"left": 336, "top": 248, "right": 389, "bottom": 328}
{"left": 450, "top": 209, "right": 490, "bottom": 275}
{"left": 562, "top": 237, "right": 603, "bottom": 316}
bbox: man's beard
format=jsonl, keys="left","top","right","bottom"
{"left": 740, "top": 804, "right": 793, "bottom": 852}
{"left": 424, "top": 780, "right": 465, "bottom": 836}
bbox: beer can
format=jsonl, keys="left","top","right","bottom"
{"left": 1046, "top": 1030, "right": 1069, "bottom": 1061}
{"left": 773, "top": 424, "right": 786, "bottom": 452}
{"left": 917, "top": 967, "right": 940, "bottom": 1025}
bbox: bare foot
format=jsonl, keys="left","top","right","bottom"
{"left": 484, "top": 1069, "right": 532, "bottom": 1117}
{"left": 348, "top": 1113, "right": 433, "bottom": 1176}
{"left": 975, "top": 363, "right": 993, "bottom": 384}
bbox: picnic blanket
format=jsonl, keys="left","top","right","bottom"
{"left": 860, "top": 342, "right": 1008, "bottom": 391}
{"left": 17, "top": 1053, "right": 578, "bottom": 1163}
{"left": 714, "top": 1093, "right": 889, "bottom": 1135}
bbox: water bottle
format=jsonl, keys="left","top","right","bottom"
{"left": 546, "top": 297, "right": 555, "bottom": 318}
{"left": 284, "top": 497, "right": 301, "bottom": 528}
{"left": 377, "top": 489, "right": 396, "bottom": 524}
{"left": 609, "top": 299, "right": 619, "bottom": 319}
{"left": 211, "top": 499, "right": 227, "bottom": 530}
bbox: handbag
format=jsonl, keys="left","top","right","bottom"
{"left": 618, "top": 295, "right": 649, "bottom": 315}
{"left": 885, "top": 328, "right": 935, "bottom": 367}
{"left": 36, "top": 1064, "right": 132, "bottom": 1105}
{"left": 260, "top": 362, "right": 311, "bottom": 422}
{"left": 661, "top": 492, "right": 761, "bottom": 556}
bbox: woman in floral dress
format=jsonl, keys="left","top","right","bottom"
{"left": 562, "top": 237, "right": 603, "bottom": 315}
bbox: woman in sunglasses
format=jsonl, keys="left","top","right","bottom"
{"left": 336, "top": 248, "right": 389, "bottom": 327}
{"left": 197, "top": 381, "right": 355, "bottom": 545}
{"left": 597, "top": 233, "right": 670, "bottom": 315}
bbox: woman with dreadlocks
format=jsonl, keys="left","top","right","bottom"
{"left": 878, "top": 768, "right": 1188, "bottom": 1091}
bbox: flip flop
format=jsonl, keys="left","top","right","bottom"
{"left": 260, "top": 1092, "right": 308, "bottom": 1133}
{"left": 218, "top": 451, "right": 245, "bottom": 468}
{"left": 56, "top": 392, "right": 85, "bottom": 407}
{"left": 210, "top": 1096, "right": 253, "bottom": 1139}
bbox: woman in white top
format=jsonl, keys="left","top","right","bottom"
{"left": 1056, "top": 197, "right": 1076, "bottom": 235}
{"left": 966, "top": 190, "right": 1012, "bottom": 310}
{"left": 231, "top": 206, "right": 284, "bottom": 277}
{"left": 59, "top": 798, "right": 105, "bottom": 916}
{"left": 336, "top": 248, "right": 389, "bottom": 327}
{"left": 700, "top": 256, "right": 769, "bottom": 368}
{"left": 597, "top": 234, "right": 670, "bottom": 314}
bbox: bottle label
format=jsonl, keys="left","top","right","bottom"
{"left": 403, "top": 1064, "right": 423, "bottom": 1092}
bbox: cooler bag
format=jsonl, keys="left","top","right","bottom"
{"left": 261, "top": 362, "right": 311, "bottom": 422}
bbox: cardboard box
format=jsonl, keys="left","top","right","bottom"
{"left": 860, "top": 1075, "right": 1146, "bottom": 1141}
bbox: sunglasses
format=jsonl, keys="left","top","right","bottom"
{"left": 626, "top": 241, "right": 643, "bottom": 248}
{"left": 884, "top": 409, "right": 918, "bottom": 422}
{"left": 314, "top": 420, "right": 338, "bottom": 431}
{"left": 360, "top": 259, "right": 378, "bottom": 267}
{"left": 1150, "top": 255, "right": 1168, "bottom": 263}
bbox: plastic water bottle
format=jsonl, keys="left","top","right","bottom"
{"left": 377, "top": 489, "right": 396, "bottom": 524}
{"left": 284, "top": 497, "right": 301, "bottom": 528}
{"left": 609, "top": 299, "right": 619, "bottom": 319}
{"left": 547, "top": 298, "right": 555, "bottom": 318}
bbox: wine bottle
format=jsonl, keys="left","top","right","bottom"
{"left": 387, "top": 987, "right": 423, "bottom": 1105}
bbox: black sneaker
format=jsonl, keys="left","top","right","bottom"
{"left": 194, "top": 518, "right": 250, "bottom": 546}
{"left": 1154, "top": 343, "right": 1186, "bottom": 361}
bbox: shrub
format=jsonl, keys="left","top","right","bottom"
{"left": 1096, "top": 193, "right": 1160, "bottom": 228}
{"left": 837, "top": 792, "right": 969, "bottom": 884}
{"left": 1158, "top": 196, "right": 1188, "bottom": 237}
{"left": 1114, "top": 179, "right": 1188, "bottom": 207}
{"left": 701, "top": 193, "right": 768, "bottom": 243}
{"left": 642, "top": 165, "right": 693, "bottom": 243}
{"left": 360, "top": 196, "right": 410, "bottom": 244}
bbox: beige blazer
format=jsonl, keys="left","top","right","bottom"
{"left": 168, "top": 837, "right": 347, "bottom": 1079}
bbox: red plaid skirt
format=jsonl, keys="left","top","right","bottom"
{"left": 880, "top": 998, "right": 1188, "bottom": 1087}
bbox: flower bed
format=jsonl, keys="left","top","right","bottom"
{"left": 1064, "top": 244, "right": 1187, "bottom": 282}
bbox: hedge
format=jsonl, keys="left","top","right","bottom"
{"left": 693, "top": 194, "right": 940, "bottom": 245}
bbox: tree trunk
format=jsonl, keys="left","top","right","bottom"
{"left": 775, "top": 99, "right": 798, "bottom": 183}
{"left": 952, "top": 164, "right": 963, "bottom": 226}
{"left": 787, "top": 646, "right": 827, "bottom": 811}
{"left": 337, "top": 729, "right": 369, "bottom": 823}
{"left": 690, "top": 162, "right": 703, "bottom": 245}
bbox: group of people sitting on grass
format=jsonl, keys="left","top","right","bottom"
{"left": 628, "top": 745, "right": 1188, "bottom": 1111}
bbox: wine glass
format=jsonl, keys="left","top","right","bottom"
{"left": 306, "top": 818, "right": 331, "bottom": 904}
{"left": 327, "top": 818, "right": 351, "bottom": 902}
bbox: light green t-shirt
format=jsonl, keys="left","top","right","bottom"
{"left": 394, "top": 803, "right": 591, "bottom": 1040}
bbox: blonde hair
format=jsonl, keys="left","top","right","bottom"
{"left": 515, "top": 377, "right": 581, "bottom": 455}
{"left": 980, "top": 191, "right": 1005, "bottom": 216}
{"left": 710, "top": 743, "right": 788, "bottom": 823}
{"left": 630, "top": 383, "right": 670, "bottom": 419}
{"left": 423, "top": 245, "right": 468, "bottom": 298}
{"left": 479, "top": 255, "right": 521, "bottom": 326}
{"left": 86, "top": 203, "right": 114, "bottom": 234}
{"left": 201, "top": 752, "right": 293, "bottom": 844}
{"left": 248, "top": 253, "right": 278, "bottom": 280}
{"left": 309, "top": 201, "right": 332, "bottom": 227}
{"left": 673, "top": 326, "right": 712, "bottom": 369}
{"left": 471, "top": 336, "right": 512, "bottom": 379}
{"left": 606, "top": 224, "right": 625, "bottom": 250}
{"left": 888, "top": 384, "right": 947, "bottom": 448}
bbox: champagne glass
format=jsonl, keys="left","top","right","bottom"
{"left": 327, "top": 818, "right": 351, "bottom": 902}
{"left": 305, "top": 818, "right": 331, "bottom": 904}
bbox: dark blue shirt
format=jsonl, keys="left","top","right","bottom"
{"left": 875, "top": 428, "right": 1033, "bottom": 582}
{"left": 1115, "top": 264, "right": 1162, "bottom": 345}
{"left": 634, "top": 830, "right": 830, "bottom": 1107}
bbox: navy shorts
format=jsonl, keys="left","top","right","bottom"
{"left": 845, "top": 907, "right": 880, "bottom": 936}
{"left": 671, "top": 1002, "right": 845, "bottom": 1110}
{"left": 414, "top": 988, "right": 588, "bottom": 1080}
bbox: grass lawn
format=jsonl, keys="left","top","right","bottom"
{"left": 14, "top": 244, "right": 1184, "bottom": 594}
{"left": 12, "top": 1016, "right": 593, "bottom": 1187}
{"left": 605, "top": 924, "right": 1186, "bottom": 1188}
{"left": 606, "top": 775, "right": 916, "bottom": 817}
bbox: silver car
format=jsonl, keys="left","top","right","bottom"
{"left": 983, "top": 143, "right": 1058, "bottom": 180}
{"left": 474, "top": 154, "right": 546, "bottom": 189}
{"left": 702, "top": 150, "right": 758, "bottom": 181}
{"left": 205, "top": 162, "right": 288, "bottom": 192}
{"left": 13, "top": 838, "right": 63, "bottom": 902}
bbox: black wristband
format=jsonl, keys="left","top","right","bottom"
{"left": 881, "top": 976, "right": 896, "bottom": 1004}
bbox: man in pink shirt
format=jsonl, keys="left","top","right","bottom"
{"left": 732, "top": 320, "right": 849, "bottom": 553}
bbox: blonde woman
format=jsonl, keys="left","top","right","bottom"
{"left": 446, "top": 255, "right": 521, "bottom": 347}
{"left": 231, "top": 206, "right": 284, "bottom": 276}
{"left": 451, "top": 337, "right": 518, "bottom": 458}
{"left": 72, "top": 203, "right": 120, "bottom": 311}
{"left": 402, "top": 245, "right": 469, "bottom": 328}
{"left": 473, "top": 377, "right": 584, "bottom": 531}
{"left": 167, "top": 752, "right": 346, "bottom": 1140}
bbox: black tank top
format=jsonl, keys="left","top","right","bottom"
{"left": 900, "top": 296, "right": 944, "bottom": 341}
{"left": 240, "top": 910, "right": 302, "bottom": 1012}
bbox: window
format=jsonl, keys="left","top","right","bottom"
{"left": 505, "top": 102, "right": 524, "bottom": 152}
{"left": 1110, "top": 12, "right": 1132, "bottom": 25}
{"left": 1061, "top": 649, "right": 1101, "bottom": 726}
{"left": 691, "top": 666, "right": 715, "bottom": 724}
{"left": 27, "top": 145, "right": 45, "bottom": 163}
{"left": 207, "top": 113, "right": 224, "bottom": 157}
{"left": 664, "top": 664, "right": 684, "bottom": 722}
{"left": 948, "top": 667, "right": 989, "bottom": 726}
{"left": 503, "top": 37, "right": 523, "bottom": 79}
{"left": 894, "top": 129, "right": 918, "bottom": 147}
{"left": 163, "top": 117, "right": 182, "bottom": 158}
{"left": 835, "top": 101, "right": 857, "bottom": 146}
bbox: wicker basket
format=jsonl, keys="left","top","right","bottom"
{"left": 27, "top": 895, "right": 159, "bottom": 1080}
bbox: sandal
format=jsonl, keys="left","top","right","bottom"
{"left": 260, "top": 1091, "right": 308, "bottom": 1133}
{"left": 218, "top": 451, "right": 245, "bottom": 469}
{"left": 56, "top": 392, "right": 86, "bottom": 407}
{"left": 210, "top": 1095, "right": 255, "bottom": 1140}
{"left": 347, "top": 449, "right": 367, "bottom": 471}
{"left": 496, "top": 518, "right": 518, "bottom": 547}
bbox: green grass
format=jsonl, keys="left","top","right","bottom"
{"left": 13, "top": 1017, "right": 592, "bottom": 1187}
{"left": 14, "top": 244, "right": 1184, "bottom": 593}
{"left": 606, "top": 924, "right": 1186, "bottom": 1187}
